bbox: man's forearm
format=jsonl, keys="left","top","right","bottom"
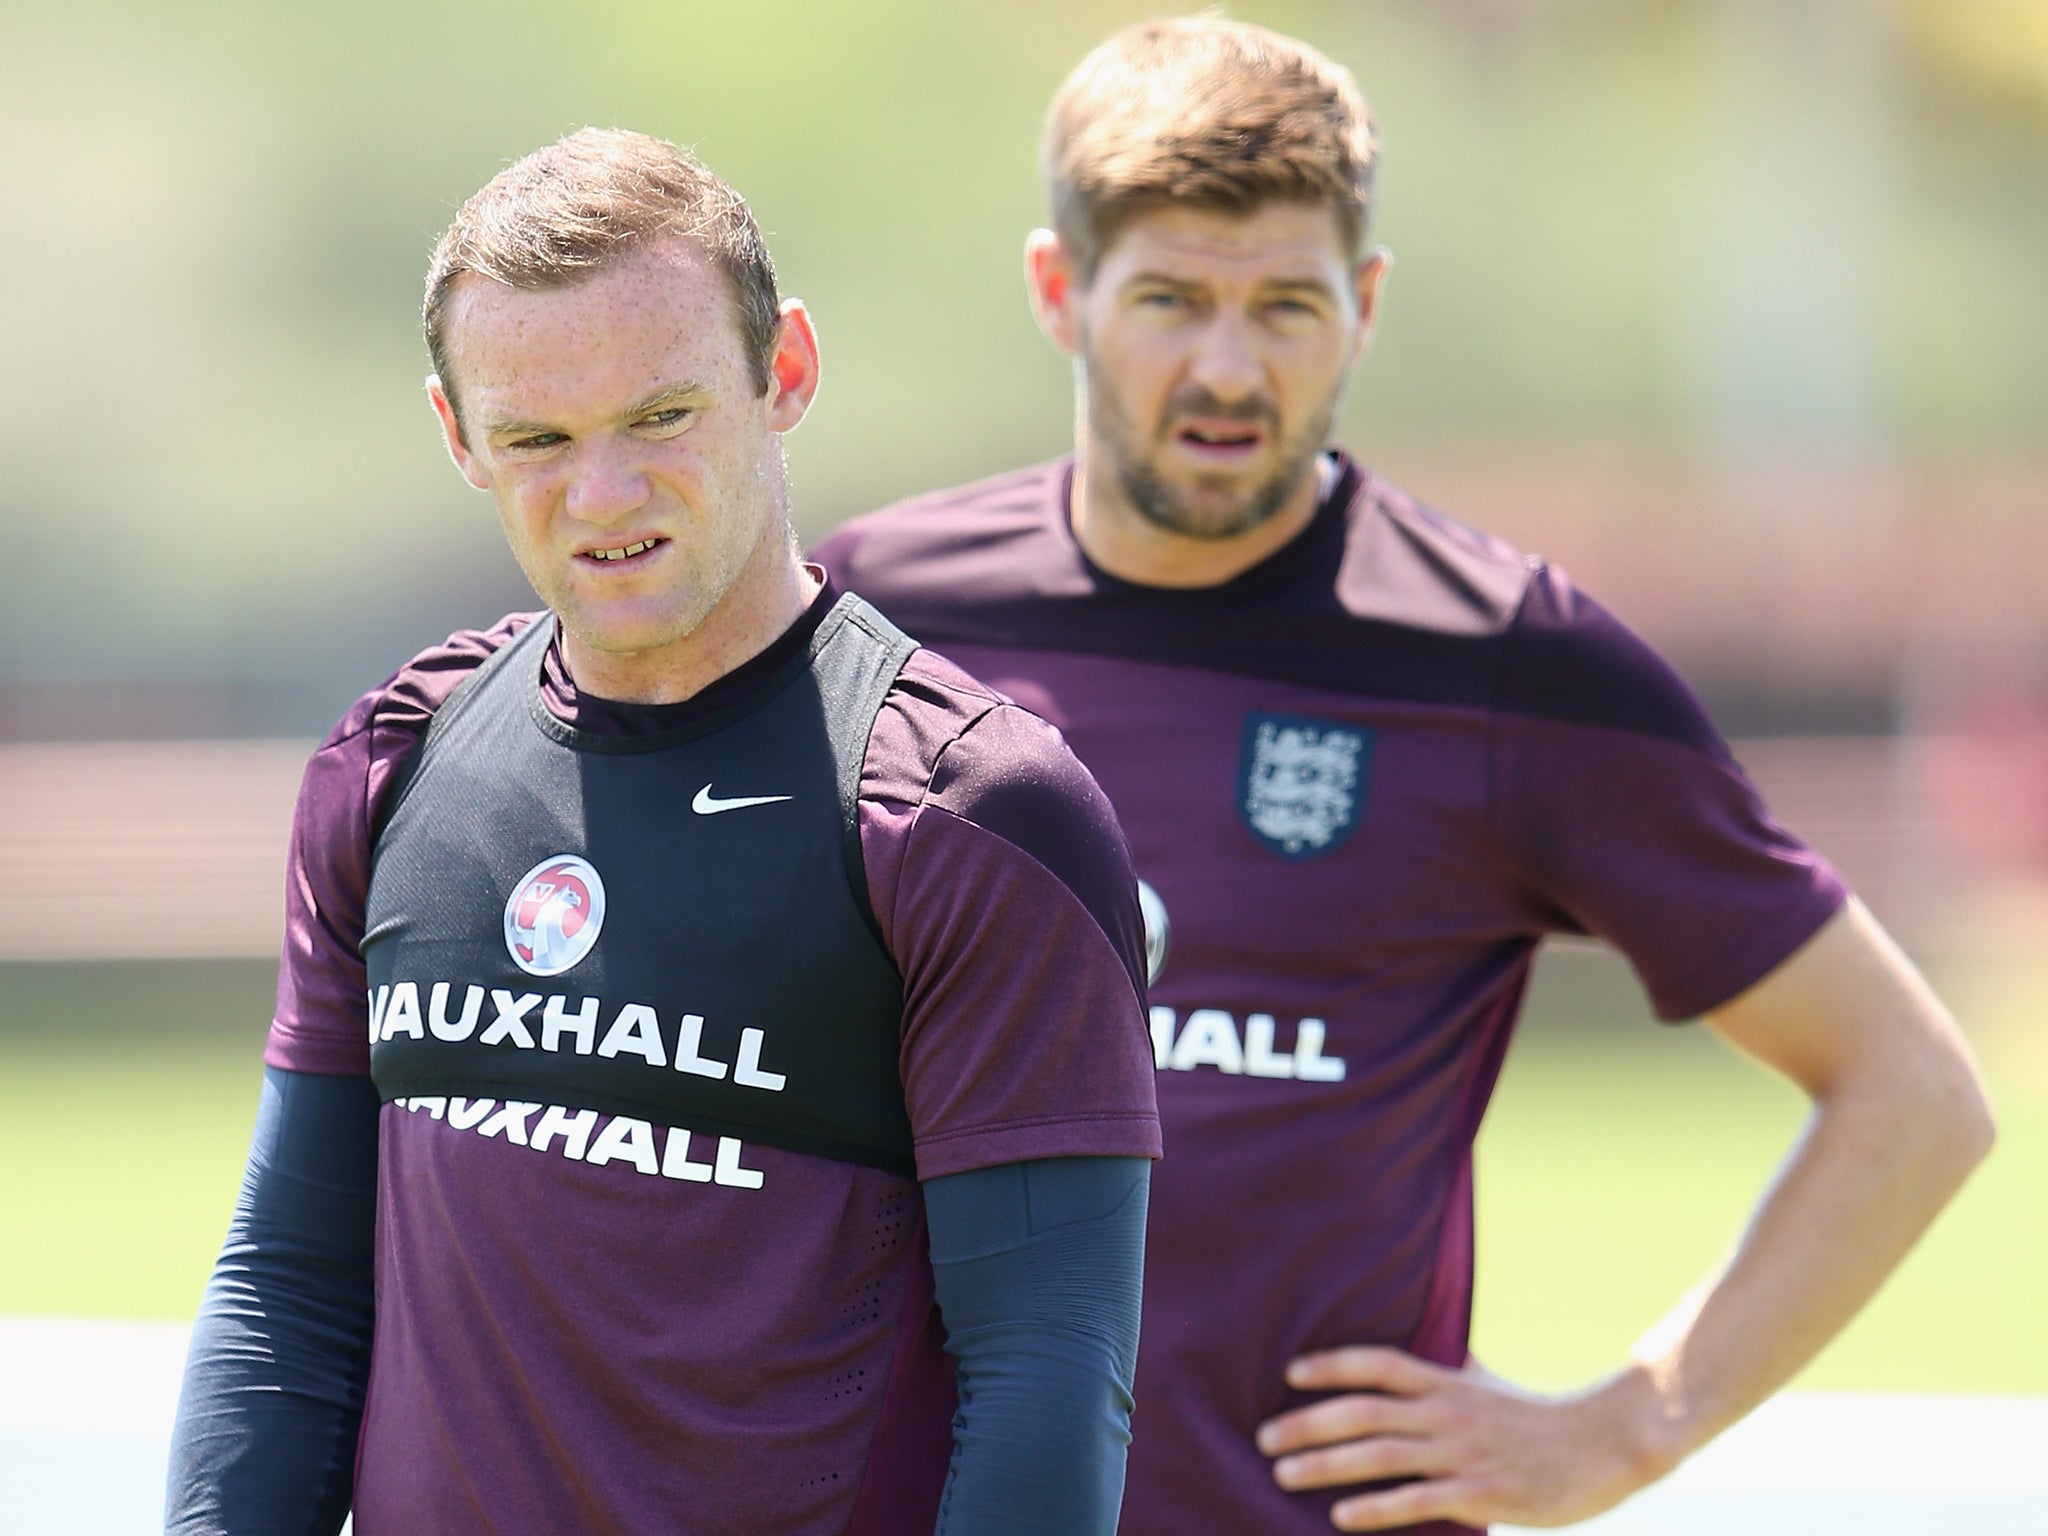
{"left": 924, "top": 1156, "right": 1149, "bottom": 1536}
{"left": 1618, "top": 1002, "right": 1994, "bottom": 1474}
{"left": 166, "top": 1067, "right": 380, "bottom": 1536}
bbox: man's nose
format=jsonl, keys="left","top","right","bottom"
{"left": 1185, "top": 313, "right": 1264, "bottom": 400}
{"left": 564, "top": 445, "right": 651, "bottom": 524}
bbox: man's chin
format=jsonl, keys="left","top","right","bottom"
{"left": 1115, "top": 446, "right": 1316, "bottom": 542}
{"left": 1134, "top": 483, "right": 1291, "bottom": 542}
{"left": 554, "top": 600, "right": 703, "bottom": 660}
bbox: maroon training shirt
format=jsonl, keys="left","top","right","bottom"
{"left": 815, "top": 456, "right": 1847, "bottom": 1536}
{"left": 263, "top": 585, "right": 1161, "bottom": 1534}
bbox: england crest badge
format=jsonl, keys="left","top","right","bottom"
{"left": 1237, "top": 713, "right": 1373, "bottom": 860}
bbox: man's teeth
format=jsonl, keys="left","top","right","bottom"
{"left": 589, "top": 540, "right": 659, "bottom": 561}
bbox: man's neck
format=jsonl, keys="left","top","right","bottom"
{"left": 560, "top": 535, "right": 821, "bottom": 706}
{"left": 1069, "top": 451, "right": 1332, "bottom": 590}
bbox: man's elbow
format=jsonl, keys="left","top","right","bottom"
{"left": 1890, "top": 1028, "right": 1996, "bottom": 1194}
{"left": 1935, "top": 1053, "right": 1996, "bottom": 1177}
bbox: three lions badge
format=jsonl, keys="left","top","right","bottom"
{"left": 1237, "top": 714, "right": 1372, "bottom": 860}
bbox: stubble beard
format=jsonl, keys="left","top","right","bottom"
{"left": 1083, "top": 348, "right": 1343, "bottom": 544}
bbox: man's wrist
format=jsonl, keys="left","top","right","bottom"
{"left": 1581, "top": 1362, "right": 1692, "bottom": 1494}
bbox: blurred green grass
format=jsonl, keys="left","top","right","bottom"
{"left": 0, "top": 964, "right": 272, "bottom": 1319}
{"left": 2, "top": 949, "right": 2041, "bottom": 1394}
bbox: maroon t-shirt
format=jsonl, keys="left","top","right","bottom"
{"left": 264, "top": 584, "right": 1161, "bottom": 1535}
{"left": 815, "top": 457, "right": 1847, "bottom": 1536}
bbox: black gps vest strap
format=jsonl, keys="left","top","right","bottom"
{"left": 368, "top": 618, "right": 545, "bottom": 847}
{"left": 822, "top": 600, "right": 919, "bottom": 944}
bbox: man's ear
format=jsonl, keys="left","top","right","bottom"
{"left": 1351, "top": 247, "right": 1391, "bottom": 359}
{"left": 427, "top": 375, "right": 490, "bottom": 491}
{"left": 1024, "top": 228, "right": 1083, "bottom": 356}
{"left": 765, "top": 299, "right": 822, "bottom": 431}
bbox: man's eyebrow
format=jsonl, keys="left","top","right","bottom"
{"left": 622, "top": 382, "right": 711, "bottom": 418}
{"left": 1117, "top": 271, "right": 1339, "bottom": 298}
{"left": 1260, "top": 275, "right": 1340, "bottom": 297}
{"left": 479, "top": 414, "right": 561, "bottom": 441}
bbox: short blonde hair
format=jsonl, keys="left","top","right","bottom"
{"left": 424, "top": 128, "right": 781, "bottom": 427}
{"left": 1042, "top": 18, "right": 1378, "bottom": 277}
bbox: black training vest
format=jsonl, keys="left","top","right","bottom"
{"left": 362, "top": 593, "right": 921, "bottom": 1175}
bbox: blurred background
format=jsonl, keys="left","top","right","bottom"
{"left": 1, "top": 0, "right": 2043, "bottom": 1462}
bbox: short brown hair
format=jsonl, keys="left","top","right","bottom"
{"left": 424, "top": 127, "right": 781, "bottom": 427}
{"left": 1042, "top": 18, "right": 1378, "bottom": 278}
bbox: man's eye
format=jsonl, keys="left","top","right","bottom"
{"left": 1136, "top": 291, "right": 1188, "bottom": 310}
{"left": 639, "top": 408, "right": 692, "bottom": 431}
{"left": 505, "top": 433, "right": 567, "bottom": 454}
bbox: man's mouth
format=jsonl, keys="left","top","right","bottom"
{"left": 1174, "top": 422, "right": 1265, "bottom": 457}
{"left": 578, "top": 538, "right": 669, "bottom": 565}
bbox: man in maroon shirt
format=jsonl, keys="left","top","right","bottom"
{"left": 816, "top": 18, "right": 1994, "bottom": 1535}
{"left": 168, "top": 128, "right": 1160, "bottom": 1535}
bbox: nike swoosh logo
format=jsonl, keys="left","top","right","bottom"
{"left": 692, "top": 785, "right": 794, "bottom": 815}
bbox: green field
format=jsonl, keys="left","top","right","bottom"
{"left": 3, "top": 950, "right": 2041, "bottom": 1393}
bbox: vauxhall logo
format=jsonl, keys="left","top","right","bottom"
{"left": 1149, "top": 1006, "right": 1347, "bottom": 1081}
{"left": 367, "top": 982, "right": 790, "bottom": 1092}
{"left": 389, "top": 855, "right": 797, "bottom": 1196}
{"left": 504, "top": 854, "right": 606, "bottom": 976}
{"left": 1134, "top": 881, "right": 1346, "bottom": 1082}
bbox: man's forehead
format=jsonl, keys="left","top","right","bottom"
{"left": 440, "top": 238, "right": 745, "bottom": 420}
{"left": 441, "top": 237, "right": 731, "bottom": 349}
{"left": 1100, "top": 202, "right": 1352, "bottom": 279}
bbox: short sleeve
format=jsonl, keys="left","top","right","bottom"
{"left": 860, "top": 655, "right": 1162, "bottom": 1180}
{"left": 264, "top": 617, "right": 532, "bottom": 1076}
{"left": 1489, "top": 567, "right": 1848, "bottom": 1021}
{"left": 264, "top": 718, "right": 381, "bottom": 1075}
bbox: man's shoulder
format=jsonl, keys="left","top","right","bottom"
{"left": 867, "top": 645, "right": 1083, "bottom": 811}
{"left": 870, "top": 640, "right": 1129, "bottom": 882}
{"left": 813, "top": 461, "right": 1074, "bottom": 612}
{"left": 863, "top": 646, "right": 1142, "bottom": 1002}
{"left": 826, "top": 459, "right": 1066, "bottom": 547}
{"left": 1491, "top": 561, "right": 1727, "bottom": 757}
{"left": 320, "top": 611, "right": 542, "bottom": 757}
{"left": 874, "top": 458, "right": 1069, "bottom": 523}
{"left": 285, "top": 611, "right": 543, "bottom": 875}
{"left": 1349, "top": 481, "right": 1723, "bottom": 750}
{"left": 1339, "top": 472, "right": 1536, "bottom": 636}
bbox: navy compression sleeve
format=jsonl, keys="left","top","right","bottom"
{"left": 923, "top": 1155, "right": 1150, "bottom": 1536}
{"left": 166, "top": 1066, "right": 380, "bottom": 1536}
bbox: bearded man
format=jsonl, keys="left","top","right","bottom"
{"left": 817, "top": 18, "right": 1992, "bottom": 1535}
